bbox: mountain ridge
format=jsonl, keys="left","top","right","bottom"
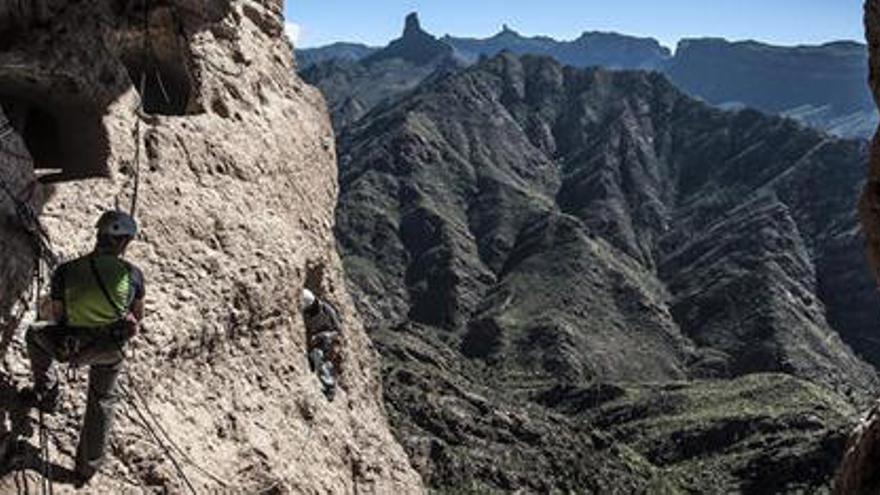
{"left": 298, "top": 13, "right": 876, "bottom": 138}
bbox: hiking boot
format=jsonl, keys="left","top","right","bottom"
{"left": 2, "top": 440, "right": 29, "bottom": 472}
{"left": 19, "top": 384, "right": 60, "bottom": 414}
{"left": 73, "top": 471, "right": 93, "bottom": 489}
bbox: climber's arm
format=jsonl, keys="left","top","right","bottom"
{"left": 130, "top": 265, "right": 146, "bottom": 322}
{"left": 131, "top": 297, "right": 145, "bottom": 322}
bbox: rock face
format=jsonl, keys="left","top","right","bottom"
{"left": 833, "top": 2, "right": 880, "bottom": 494}
{"left": 0, "top": 1, "right": 422, "bottom": 493}
{"left": 335, "top": 52, "right": 878, "bottom": 491}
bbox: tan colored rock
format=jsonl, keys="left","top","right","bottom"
{"left": 0, "top": 1, "right": 422, "bottom": 493}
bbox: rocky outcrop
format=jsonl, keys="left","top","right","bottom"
{"left": 336, "top": 52, "right": 878, "bottom": 491}
{"left": 0, "top": 1, "right": 421, "bottom": 493}
{"left": 834, "top": 1, "right": 880, "bottom": 494}
{"left": 300, "top": 13, "right": 463, "bottom": 129}
{"left": 364, "top": 13, "right": 452, "bottom": 67}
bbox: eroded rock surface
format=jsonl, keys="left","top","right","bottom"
{"left": 0, "top": 1, "right": 422, "bottom": 493}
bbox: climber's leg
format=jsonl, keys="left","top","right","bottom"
{"left": 309, "top": 347, "right": 323, "bottom": 373}
{"left": 319, "top": 360, "right": 336, "bottom": 400}
{"left": 74, "top": 360, "right": 121, "bottom": 481}
{"left": 25, "top": 324, "right": 62, "bottom": 393}
{"left": 308, "top": 346, "right": 336, "bottom": 399}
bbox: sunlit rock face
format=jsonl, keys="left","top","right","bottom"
{"left": 0, "top": 1, "right": 422, "bottom": 493}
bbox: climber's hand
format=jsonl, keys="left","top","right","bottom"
{"left": 122, "top": 313, "right": 140, "bottom": 339}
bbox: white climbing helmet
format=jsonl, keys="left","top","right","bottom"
{"left": 301, "top": 289, "right": 316, "bottom": 311}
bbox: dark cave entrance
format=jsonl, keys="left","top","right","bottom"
{"left": 0, "top": 93, "right": 110, "bottom": 182}
{"left": 20, "top": 105, "right": 60, "bottom": 168}
{"left": 117, "top": 4, "right": 201, "bottom": 116}
{"left": 122, "top": 50, "right": 195, "bottom": 115}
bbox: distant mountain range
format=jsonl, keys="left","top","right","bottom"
{"left": 297, "top": 13, "right": 876, "bottom": 138}
{"left": 443, "top": 24, "right": 670, "bottom": 70}
{"left": 295, "top": 42, "right": 378, "bottom": 67}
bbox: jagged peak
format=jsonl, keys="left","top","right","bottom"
{"left": 499, "top": 24, "right": 519, "bottom": 36}
{"left": 403, "top": 12, "right": 422, "bottom": 38}
{"left": 363, "top": 12, "right": 452, "bottom": 66}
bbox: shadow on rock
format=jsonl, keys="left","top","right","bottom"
{"left": 0, "top": 372, "right": 77, "bottom": 488}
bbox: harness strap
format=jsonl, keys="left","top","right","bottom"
{"left": 88, "top": 257, "right": 131, "bottom": 319}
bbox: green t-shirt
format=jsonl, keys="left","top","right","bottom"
{"left": 50, "top": 254, "right": 145, "bottom": 328}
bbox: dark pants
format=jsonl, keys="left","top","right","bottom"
{"left": 25, "top": 324, "right": 125, "bottom": 478}
{"left": 309, "top": 331, "right": 338, "bottom": 397}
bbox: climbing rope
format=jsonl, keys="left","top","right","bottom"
{"left": 122, "top": 0, "right": 175, "bottom": 218}
{"left": 32, "top": 223, "right": 55, "bottom": 495}
{"left": 0, "top": 113, "right": 56, "bottom": 495}
{"left": 123, "top": 378, "right": 229, "bottom": 486}
{"left": 127, "top": 71, "right": 146, "bottom": 218}
{"left": 0, "top": 116, "right": 13, "bottom": 140}
{"left": 0, "top": 176, "right": 57, "bottom": 267}
{"left": 102, "top": 5, "right": 206, "bottom": 490}
{"left": 116, "top": 379, "right": 197, "bottom": 494}
{"left": 0, "top": 123, "right": 30, "bottom": 162}
{"left": 115, "top": 0, "right": 149, "bottom": 217}
{"left": 0, "top": 116, "right": 22, "bottom": 152}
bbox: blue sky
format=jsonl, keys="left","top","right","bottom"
{"left": 284, "top": 0, "right": 864, "bottom": 51}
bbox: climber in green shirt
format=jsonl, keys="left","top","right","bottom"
{"left": 23, "top": 210, "right": 145, "bottom": 487}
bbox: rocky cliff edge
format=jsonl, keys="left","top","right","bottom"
{"left": 0, "top": 1, "right": 422, "bottom": 493}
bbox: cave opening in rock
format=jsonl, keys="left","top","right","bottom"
{"left": 20, "top": 105, "right": 60, "bottom": 167}
{"left": 0, "top": 95, "right": 110, "bottom": 182}
{"left": 117, "top": 4, "right": 200, "bottom": 116}
{"left": 123, "top": 52, "right": 195, "bottom": 115}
